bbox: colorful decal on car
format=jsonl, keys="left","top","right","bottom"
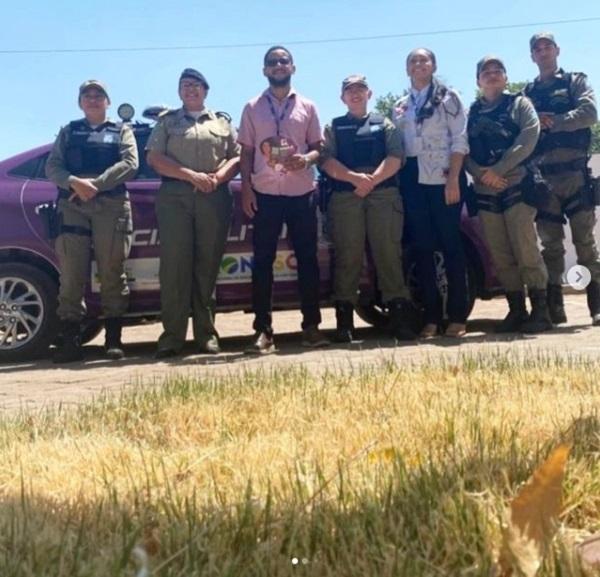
{"left": 90, "top": 251, "right": 300, "bottom": 292}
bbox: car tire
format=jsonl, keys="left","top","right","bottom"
{"left": 0, "top": 263, "right": 58, "bottom": 362}
{"left": 81, "top": 320, "right": 103, "bottom": 345}
{"left": 355, "top": 255, "right": 479, "bottom": 330}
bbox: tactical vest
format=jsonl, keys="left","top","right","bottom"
{"left": 467, "top": 94, "right": 520, "bottom": 167}
{"left": 331, "top": 113, "right": 395, "bottom": 191}
{"left": 524, "top": 71, "right": 591, "bottom": 153}
{"left": 63, "top": 120, "right": 125, "bottom": 194}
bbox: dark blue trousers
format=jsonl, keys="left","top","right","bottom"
{"left": 252, "top": 191, "right": 321, "bottom": 333}
{"left": 400, "top": 158, "right": 468, "bottom": 324}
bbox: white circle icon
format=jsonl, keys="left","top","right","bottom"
{"left": 566, "top": 265, "right": 591, "bottom": 291}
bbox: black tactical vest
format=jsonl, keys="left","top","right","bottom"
{"left": 524, "top": 71, "right": 591, "bottom": 153}
{"left": 331, "top": 113, "right": 395, "bottom": 191}
{"left": 65, "top": 120, "right": 123, "bottom": 181}
{"left": 467, "top": 94, "right": 520, "bottom": 167}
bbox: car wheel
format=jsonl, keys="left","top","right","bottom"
{"left": 81, "top": 320, "right": 103, "bottom": 345}
{"left": 0, "top": 263, "right": 58, "bottom": 362}
{"left": 354, "top": 300, "right": 388, "bottom": 329}
{"left": 355, "top": 298, "right": 422, "bottom": 333}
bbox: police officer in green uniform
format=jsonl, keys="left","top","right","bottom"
{"left": 524, "top": 32, "right": 600, "bottom": 325}
{"left": 320, "top": 75, "right": 414, "bottom": 342}
{"left": 466, "top": 57, "right": 552, "bottom": 333}
{"left": 46, "top": 80, "right": 138, "bottom": 363}
{"left": 147, "top": 68, "right": 240, "bottom": 358}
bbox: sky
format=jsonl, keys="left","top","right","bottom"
{"left": 1, "top": 1, "right": 599, "bottom": 159}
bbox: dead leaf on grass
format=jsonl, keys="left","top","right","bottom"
{"left": 497, "top": 444, "right": 570, "bottom": 577}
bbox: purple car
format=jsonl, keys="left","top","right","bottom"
{"left": 0, "top": 106, "right": 501, "bottom": 362}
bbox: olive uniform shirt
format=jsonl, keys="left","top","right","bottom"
{"left": 465, "top": 95, "right": 540, "bottom": 195}
{"left": 45, "top": 120, "right": 138, "bottom": 191}
{"left": 146, "top": 108, "right": 240, "bottom": 171}
{"left": 528, "top": 70, "right": 597, "bottom": 165}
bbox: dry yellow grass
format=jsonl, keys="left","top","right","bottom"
{"left": 0, "top": 351, "right": 599, "bottom": 575}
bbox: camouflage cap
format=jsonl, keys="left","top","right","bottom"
{"left": 341, "top": 74, "right": 369, "bottom": 92}
{"left": 179, "top": 68, "right": 210, "bottom": 90}
{"left": 79, "top": 80, "right": 109, "bottom": 99}
{"left": 530, "top": 32, "right": 557, "bottom": 50}
{"left": 476, "top": 56, "right": 506, "bottom": 78}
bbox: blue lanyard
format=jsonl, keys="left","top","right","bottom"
{"left": 266, "top": 94, "right": 292, "bottom": 136}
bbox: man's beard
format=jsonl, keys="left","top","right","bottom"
{"left": 268, "top": 75, "right": 291, "bottom": 88}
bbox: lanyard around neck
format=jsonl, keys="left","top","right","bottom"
{"left": 266, "top": 94, "right": 292, "bottom": 136}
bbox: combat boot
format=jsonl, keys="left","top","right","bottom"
{"left": 104, "top": 318, "right": 125, "bottom": 360}
{"left": 547, "top": 283, "right": 567, "bottom": 325}
{"left": 334, "top": 301, "right": 354, "bottom": 343}
{"left": 586, "top": 280, "right": 600, "bottom": 326}
{"left": 521, "top": 288, "right": 553, "bottom": 333}
{"left": 496, "top": 291, "right": 529, "bottom": 333}
{"left": 388, "top": 298, "right": 416, "bottom": 341}
{"left": 53, "top": 321, "right": 83, "bottom": 364}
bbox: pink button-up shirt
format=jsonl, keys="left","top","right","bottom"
{"left": 238, "top": 88, "right": 322, "bottom": 196}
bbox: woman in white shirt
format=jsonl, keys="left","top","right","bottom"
{"left": 393, "top": 48, "right": 470, "bottom": 338}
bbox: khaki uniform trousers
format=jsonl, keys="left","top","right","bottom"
{"left": 155, "top": 181, "right": 232, "bottom": 352}
{"left": 56, "top": 193, "right": 132, "bottom": 321}
{"left": 479, "top": 200, "right": 548, "bottom": 292}
{"left": 327, "top": 186, "right": 409, "bottom": 304}
{"left": 536, "top": 168, "right": 600, "bottom": 285}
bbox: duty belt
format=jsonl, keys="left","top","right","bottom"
{"left": 539, "top": 157, "right": 587, "bottom": 176}
{"left": 476, "top": 184, "right": 522, "bottom": 213}
{"left": 536, "top": 184, "right": 591, "bottom": 224}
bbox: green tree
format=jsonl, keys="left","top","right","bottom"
{"left": 374, "top": 91, "right": 404, "bottom": 119}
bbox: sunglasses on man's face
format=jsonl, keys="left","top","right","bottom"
{"left": 265, "top": 57, "right": 291, "bottom": 67}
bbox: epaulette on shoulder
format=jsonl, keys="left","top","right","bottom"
{"left": 161, "top": 108, "right": 178, "bottom": 118}
{"left": 215, "top": 111, "right": 232, "bottom": 123}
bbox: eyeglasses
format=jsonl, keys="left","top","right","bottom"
{"left": 265, "top": 57, "right": 291, "bottom": 67}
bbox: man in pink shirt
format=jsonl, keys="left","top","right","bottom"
{"left": 238, "top": 45, "right": 328, "bottom": 353}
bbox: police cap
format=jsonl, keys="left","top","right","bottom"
{"left": 476, "top": 56, "right": 506, "bottom": 79}
{"left": 341, "top": 74, "right": 369, "bottom": 93}
{"left": 529, "top": 32, "right": 557, "bottom": 51}
{"left": 179, "top": 68, "right": 210, "bottom": 90}
{"left": 79, "top": 80, "right": 109, "bottom": 100}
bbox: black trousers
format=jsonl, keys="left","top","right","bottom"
{"left": 252, "top": 190, "right": 321, "bottom": 333}
{"left": 400, "top": 158, "right": 468, "bottom": 324}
